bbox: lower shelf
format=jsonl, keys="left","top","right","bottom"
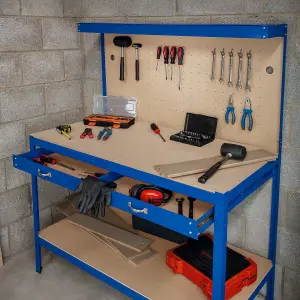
{"left": 39, "top": 220, "right": 272, "bottom": 300}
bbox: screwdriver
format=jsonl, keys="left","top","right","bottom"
{"left": 163, "top": 46, "right": 169, "bottom": 80}
{"left": 39, "top": 154, "right": 75, "bottom": 170}
{"left": 156, "top": 46, "right": 162, "bottom": 71}
{"left": 170, "top": 46, "right": 177, "bottom": 80}
{"left": 178, "top": 46, "right": 184, "bottom": 90}
{"left": 151, "top": 123, "right": 166, "bottom": 142}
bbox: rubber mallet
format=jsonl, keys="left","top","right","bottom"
{"left": 113, "top": 36, "right": 132, "bottom": 81}
{"left": 198, "top": 143, "right": 247, "bottom": 184}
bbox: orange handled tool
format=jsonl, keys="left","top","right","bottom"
{"left": 156, "top": 46, "right": 162, "bottom": 71}
{"left": 151, "top": 123, "right": 166, "bottom": 142}
{"left": 163, "top": 46, "right": 169, "bottom": 80}
{"left": 178, "top": 46, "right": 184, "bottom": 90}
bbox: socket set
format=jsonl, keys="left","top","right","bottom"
{"left": 170, "top": 131, "right": 212, "bottom": 147}
{"left": 170, "top": 113, "right": 218, "bottom": 148}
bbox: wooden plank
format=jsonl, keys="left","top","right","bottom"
{"left": 154, "top": 149, "right": 276, "bottom": 178}
{"left": 129, "top": 248, "right": 157, "bottom": 265}
{"left": 67, "top": 213, "right": 153, "bottom": 252}
{"left": 39, "top": 220, "right": 273, "bottom": 300}
{"left": 0, "top": 247, "right": 3, "bottom": 267}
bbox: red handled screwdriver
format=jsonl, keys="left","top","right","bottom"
{"left": 170, "top": 46, "right": 177, "bottom": 80}
{"left": 163, "top": 46, "right": 169, "bottom": 80}
{"left": 151, "top": 123, "right": 166, "bottom": 142}
{"left": 178, "top": 47, "right": 184, "bottom": 90}
{"left": 156, "top": 46, "right": 162, "bottom": 71}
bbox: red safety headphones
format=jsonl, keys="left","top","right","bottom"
{"left": 129, "top": 184, "right": 173, "bottom": 206}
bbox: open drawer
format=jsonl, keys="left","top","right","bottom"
{"left": 13, "top": 150, "right": 213, "bottom": 239}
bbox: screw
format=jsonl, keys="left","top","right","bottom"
{"left": 176, "top": 197, "right": 185, "bottom": 215}
{"left": 187, "top": 197, "right": 196, "bottom": 219}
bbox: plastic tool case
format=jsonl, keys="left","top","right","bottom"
{"left": 166, "top": 235, "right": 257, "bottom": 300}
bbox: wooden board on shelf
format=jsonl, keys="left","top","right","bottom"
{"left": 67, "top": 213, "right": 153, "bottom": 252}
{"left": 154, "top": 149, "right": 276, "bottom": 178}
{"left": 0, "top": 247, "right": 3, "bottom": 267}
{"left": 31, "top": 122, "right": 276, "bottom": 193}
{"left": 39, "top": 220, "right": 273, "bottom": 300}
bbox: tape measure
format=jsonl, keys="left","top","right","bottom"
{"left": 56, "top": 124, "right": 72, "bottom": 140}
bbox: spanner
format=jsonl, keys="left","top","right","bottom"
{"left": 236, "top": 49, "right": 243, "bottom": 89}
{"left": 219, "top": 48, "right": 225, "bottom": 83}
{"left": 228, "top": 49, "right": 234, "bottom": 87}
{"left": 245, "top": 50, "right": 252, "bottom": 91}
{"left": 211, "top": 48, "right": 216, "bottom": 81}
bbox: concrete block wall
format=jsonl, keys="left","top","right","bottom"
{"left": 0, "top": 1, "right": 299, "bottom": 300}
{"left": 0, "top": 1, "right": 84, "bottom": 259}
{"left": 78, "top": 1, "right": 300, "bottom": 300}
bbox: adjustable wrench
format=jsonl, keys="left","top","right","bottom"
{"left": 245, "top": 50, "right": 252, "bottom": 92}
{"left": 228, "top": 49, "right": 234, "bottom": 87}
{"left": 219, "top": 48, "right": 225, "bottom": 83}
{"left": 236, "top": 49, "right": 243, "bottom": 89}
{"left": 211, "top": 48, "right": 216, "bottom": 81}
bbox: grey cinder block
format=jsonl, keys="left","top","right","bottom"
{"left": 21, "top": 0, "right": 63, "bottom": 16}
{"left": 290, "top": 107, "right": 300, "bottom": 148}
{"left": 85, "top": 50, "right": 101, "bottom": 80}
{"left": 26, "top": 113, "right": 66, "bottom": 136}
{"left": 43, "top": 18, "right": 80, "bottom": 50}
{"left": 0, "top": 54, "right": 22, "bottom": 88}
{"left": 297, "top": 17, "right": 300, "bottom": 59}
{"left": 45, "top": 80, "right": 82, "bottom": 114}
{"left": 83, "top": 33, "right": 100, "bottom": 52}
{"left": 0, "top": 0, "right": 20, "bottom": 15}
{"left": 142, "top": 16, "right": 211, "bottom": 24}
{"left": 245, "top": 0, "right": 262, "bottom": 13}
{"left": 263, "top": 0, "right": 300, "bottom": 13}
{"left": 0, "top": 17, "right": 42, "bottom": 51}
{"left": 177, "top": 0, "right": 244, "bottom": 15}
{"left": 245, "top": 217, "right": 269, "bottom": 257}
{"left": 283, "top": 267, "right": 300, "bottom": 300}
{"left": 0, "top": 160, "right": 6, "bottom": 194}
{"left": 0, "top": 185, "right": 31, "bottom": 227}
{"left": 277, "top": 228, "right": 300, "bottom": 270}
{"left": 0, "top": 226, "right": 10, "bottom": 258}
{"left": 5, "top": 158, "right": 30, "bottom": 191}
{"left": 64, "top": 0, "right": 117, "bottom": 17}
{"left": 279, "top": 190, "right": 300, "bottom": 234}
{"left": 281, "top": 147, "right": 300, "bottom": 188}
{"left": 118, "top": 0, "right": 175, "bottom": 16}
{"left": 285, "top": 62, "right": 300, "bottom": 106}
{"left": 0, "top": 85, "right": 45, "bottom": 123}
{"left": 0, "top": 122, "right": 26, "bottom": 159}
{"left": 64, "top": 50, "right": 82, "bottom": 80}
{"left": 9, "top": 206, "right": 52, "bottom": 255}
{"left": 22, "top": 51, "right": 64, "bottom": 85}
{"left": 66, "top": 108, "right": 84, "bottom": 124}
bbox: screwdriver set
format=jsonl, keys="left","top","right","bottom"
{"left": 170, "top": 113, "right": 218, "bottom": 147}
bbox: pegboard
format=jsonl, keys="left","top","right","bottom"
{"left": 105, "top": 35, "right": 284, "bottom": 154}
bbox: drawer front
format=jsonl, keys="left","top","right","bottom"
{"left": 110, "top": 191, "right": 199, "bottom": 239}
{"left": 13, "top": 149, "right": 81, "bottom": 191}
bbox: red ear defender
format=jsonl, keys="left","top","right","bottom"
{"left": 129, "top": 184, "right": 173, "bottom": 206}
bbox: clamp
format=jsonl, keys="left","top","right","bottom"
{"left": 241, "top": 97, "right": 253, "bottom": 131}
{"left": 225, "top": 94, "right": 236, "bottom": 125}
{"left": 80, "top": 128, "right": 94, "bottom": 139}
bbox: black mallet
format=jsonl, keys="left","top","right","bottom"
{"left": 113, "top": 36, "right": 132, "bottom": 81}
{"left": 198, "top": 143, "right": 247, "bottom": 184}
{"left": 132, "top": 43, "right": 142, "bottom": 81}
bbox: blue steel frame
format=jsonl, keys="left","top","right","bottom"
{"left": 26, "top": 23, "right": 287, "bottom": 300}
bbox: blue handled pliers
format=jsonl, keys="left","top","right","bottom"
{"left": 241, "top": 97, "right": 253, "bottom": 131}
{"left": 225, "top": 94, "right": 236, "bottom": 124}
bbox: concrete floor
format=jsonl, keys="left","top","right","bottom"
{"left": 0, "top": 249, "right": 129, "bottom": 300}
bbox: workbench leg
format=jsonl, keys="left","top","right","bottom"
{"left": 32, "top": 174, "right": 42, "bottom": 273}
{"left": 267, "top": 165, "right": 280, "bottom": 300}
{"left": 212, "top": 200, "right": 228, "bottom": 300}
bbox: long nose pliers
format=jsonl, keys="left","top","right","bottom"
{"left": 241, "top": 97, "right": 253, "bottom": 131}
{"left": 225, "top": 94, "right": 236, "bottom": 124}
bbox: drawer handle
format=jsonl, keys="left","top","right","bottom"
{"left": 38, "top": 169, "right": 52, "bottom": 178}
{"left": 128, "top": 202, "right": 148, "bottom": 215}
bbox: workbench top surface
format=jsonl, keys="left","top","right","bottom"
{"left": 31, "top": 122, "right": 276, "bottom": 194}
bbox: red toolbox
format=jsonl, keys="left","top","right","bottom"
{"left": 166, "top": 235, "right": 257, "bottom": 300}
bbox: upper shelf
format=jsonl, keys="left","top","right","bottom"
{"left": 77, "top": 23, "right": 287, "bottom": 39}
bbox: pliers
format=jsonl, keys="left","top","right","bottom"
{"left": 225, "top": 94, "right": 236, "bottom": 125}
{"left": 80, "top": 128, "right": 93, "bottom": 139}
{"left": 97, "top": 127, "right": 112, "bottom": 141}
{"left": 241, "top": 97, "right": 253, "bottom": 131}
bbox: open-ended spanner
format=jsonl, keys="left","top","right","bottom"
{"left": 245, "top": 50, "right": 252, "bottom": 92}
{"left": 228, "top": 49, "right": 234, "bottom": 87}
{"left": 211, "top": 48, "right": 216, "bottom": 81}
{"left": 236, "top": 49, "right": 243, "bottom": 89}
{"left": 219, "top": 48, "right": 225, "bottom": 83}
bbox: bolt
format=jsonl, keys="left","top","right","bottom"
{"left": 176, "top": 197, "right": 185, "bottom": 215}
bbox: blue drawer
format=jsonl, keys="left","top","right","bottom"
{"left": 13, "top": 149, "right": 81, "bottom": 191}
